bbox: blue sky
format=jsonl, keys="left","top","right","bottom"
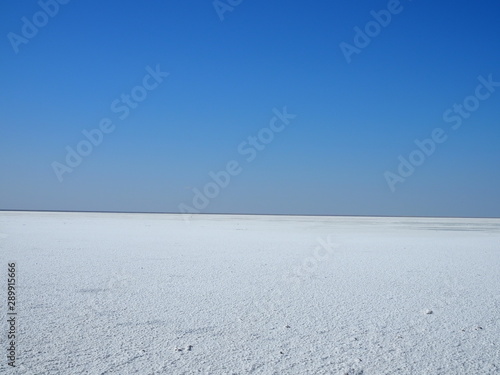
{"left": 1, "top": 0, "right": 500, "bottom": 217}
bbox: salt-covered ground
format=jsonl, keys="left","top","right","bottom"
{"left": 0, "top": 211, "right": 499, "bottom": 374}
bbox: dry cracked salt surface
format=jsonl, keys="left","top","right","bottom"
{"left": 0, "top": 211, "right": 499, "bottom": 374}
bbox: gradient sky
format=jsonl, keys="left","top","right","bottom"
{"left": 1, "top": 0, "right": 500, "bottom": 217}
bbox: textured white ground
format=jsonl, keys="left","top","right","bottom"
{"left": 0, "top": 212, "right": 499, "bottom": 375}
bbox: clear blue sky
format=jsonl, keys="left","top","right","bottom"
{"left": 1, "top": 0, "right": 499, "bottom": 217}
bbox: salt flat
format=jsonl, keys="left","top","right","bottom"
{"left": 0, "top": 211, "right": 499, "bottom": 374}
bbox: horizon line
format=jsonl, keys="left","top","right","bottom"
{"left": 0, "top": 209, "right": 499, "bottom": 220}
